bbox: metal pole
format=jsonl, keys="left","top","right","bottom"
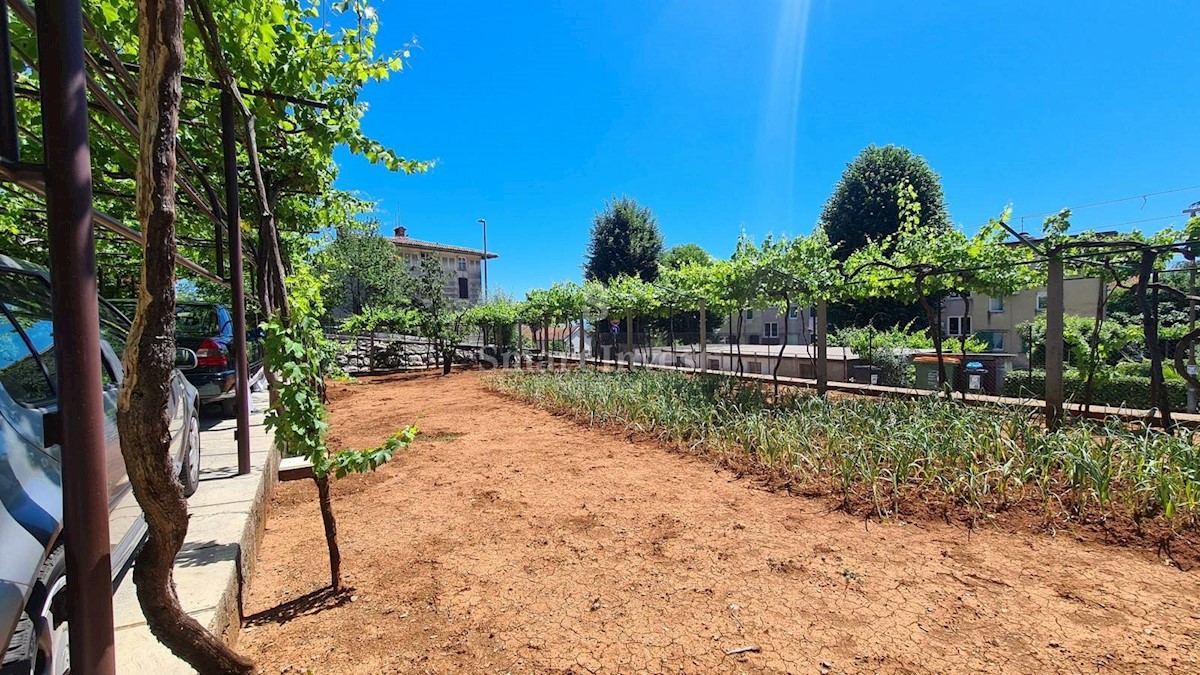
{"left": 1189, "top": 261, "right": 1197, "bottom": 414}
{"left": 626, "top": 309, "right": 634, "bottom": 370}
{"left": 816, "top": 299, "right": 828, "bottom": 396}
{"left": 478, "top": 218, "right": 488, "bottom": 302}
{"left": 36, "top": 0, "right": 116, "bottom": 669}
{"left": 222, "top": 92, "right": 252, "bottom": 475}
{"left": 699, "top": 299, "right": 707, "bottom": 375}
{"left": 0, "top": 4, "right": 19, "bottom": 162}
{"left": 578, "top": 310, "right": 586, "bottom": 369}
{"left": 1045, "top": 254, "right": 1065, "bottom": 428}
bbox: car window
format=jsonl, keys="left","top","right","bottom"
{"left": 98, "top": 299, "right": 130, "bottom": 355}
{"left": 0, "top": 272, "right": 56, "bottom": 404}
{"left": 176, "top": 305, "right": 220, "bottom": 336}
{"left": 0, "top": 313, "right": 54, "bottom": 405}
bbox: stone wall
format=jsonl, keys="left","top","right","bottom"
{"left": 328, "top": 333, "right": 480, "bottom": 374}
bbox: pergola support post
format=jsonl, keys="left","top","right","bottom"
{"left": 699, "top": 299, "right": 707, "bottom": 374}
{"left": 1045, "top": 254, "right": 1065, "bottom": 429}
{"left": 816, "top": 299, "right": 828, "bottom": 396}
{"left": 578, "top": 309, "right": 586, "bottom": 369}
{"left": 221, "top": 92, "right": 252, "bottom": 475}
{"left": 625, "top": 309, "right": 634, "bottom": 371}
{"left": 37, "top": 0, "right": 117, "bottom": 670}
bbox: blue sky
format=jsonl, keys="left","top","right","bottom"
{"left": 334, "top": 1, "right": 1200, "bottom": 297}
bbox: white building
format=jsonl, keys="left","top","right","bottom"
{"left": 388, "top": 226, "right": 498, "bottom": 306}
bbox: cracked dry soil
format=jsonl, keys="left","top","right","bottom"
{"left": 239, "top": 370, "right": 1199, "bottom": 673}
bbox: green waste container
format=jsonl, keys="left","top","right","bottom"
{"left": 912, "top": 355, "right": 959, "bottom": 391}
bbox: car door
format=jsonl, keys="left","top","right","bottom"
{"left": 0, "top": 270, "right": 143, "bottom": 576}
{"left": 95, "top": 300, "right": 147, "bottom": 570}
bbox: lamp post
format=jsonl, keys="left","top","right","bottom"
{"left": 478, "top": 218, "right": 488, "bottom": 302}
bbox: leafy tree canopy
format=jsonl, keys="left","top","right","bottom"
{"left": 583, "top": 197, "right": 664, "bottom": 283}
{"left": 659, "top": 243, "right": 712, "bottom": 270}
{"left": 317, "top": 220, "right": 410, "bottom": 316}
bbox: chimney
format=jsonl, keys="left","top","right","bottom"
{"left": 394, "top": 226, "right": 407, "bottom": 238}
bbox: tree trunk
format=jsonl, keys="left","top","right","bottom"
{"left": 916, "top": 277, "right": 947, "bottom": 397}
{"left": 774, "top": 300, "right": 790, "bottom": 398}
{"left": 1082, "top": 281, "right": 1110, "bottom": 414}
{"left": 120, "top": 0, "right": 253, "bottom": 670}
{"left": 1135, "top": 252, "right": 1172, "bottom": 426}
{"left": 314, "top": 475, "right": 342, "bottom": 590}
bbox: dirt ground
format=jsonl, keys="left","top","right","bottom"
{"left": 239, "top": 371, "right": 1200, "bottom": 674}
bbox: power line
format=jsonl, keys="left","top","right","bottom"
{"left": 1013, "top": 184, "right": 1200, "bottom": 222}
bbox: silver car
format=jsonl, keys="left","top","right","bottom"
{"left": 0, "top": 257, "right": 201, "bottom": 675}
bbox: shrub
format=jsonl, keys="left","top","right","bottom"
{"left": 1004, "top": 368, "right": 1188, "bottom": 411}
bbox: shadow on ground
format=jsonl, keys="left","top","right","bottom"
{"left": 243, "top": 586, "right": 353, "bottom": 629}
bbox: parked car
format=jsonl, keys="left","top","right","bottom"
{"left": 0, "top": 257, "right": 201, "bottom": 675}
{"left": 109, "top": 300, "right": 263, "bottom": 417}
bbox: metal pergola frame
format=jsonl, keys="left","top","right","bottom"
{"left": 0, "top": 0, "right": 255, "bottom": 671}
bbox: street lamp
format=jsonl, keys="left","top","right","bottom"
{"left": 477, "top": 218, "right": 488, "bottom": 302}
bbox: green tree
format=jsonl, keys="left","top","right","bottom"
{"left": 821, "top": 145, "right": 950, "bottom": 328}
{"left": 659, "top": 243, "right": 712, "bottom": 270}
{"left": 847, "top": 183, "right": 1036, "bottom": 394}
{"left": 318, "top": 221, "right": 410, "bottom": 316}
{"left": 583, "top": 197, "right": 664, "bottom": 282}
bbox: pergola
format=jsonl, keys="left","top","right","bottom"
{"left": 1, "top": 0, "right": 254, "bottom": 671}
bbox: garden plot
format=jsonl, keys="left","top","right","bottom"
{"left": 240, "top": 370, "right": 1199, "bottom": 673}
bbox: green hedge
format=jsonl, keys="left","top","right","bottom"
{"left": 1004, "top": 368, "right": 1188, "bottom": 411}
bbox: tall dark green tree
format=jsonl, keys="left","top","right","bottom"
{"left": 821, "top": 145, "right": 950, "bottom": 328}
{"left": 583, "top": 197, "right": 664, "bottom": 282}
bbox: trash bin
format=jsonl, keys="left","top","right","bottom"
{"left": 851, "top": 365, "right": 883, "bottom": 386}
{"left": 912, "top": 354, "right": 960, "bottom": 391}
{"left": 963, "top": 361, "right": 988, "bottom": 393}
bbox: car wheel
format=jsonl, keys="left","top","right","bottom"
{"left": 179, "top": 412, "right": 201, "bottom": 497}
{"left": 1, "top": 545, "right": 68, "bottom": 675}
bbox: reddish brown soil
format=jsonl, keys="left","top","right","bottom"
{"left": 240, "top": 371, "right": 1200, "bottom": 673}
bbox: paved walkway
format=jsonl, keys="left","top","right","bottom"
{"left": 113, "top": 391, "right": 276, "bottom": 673}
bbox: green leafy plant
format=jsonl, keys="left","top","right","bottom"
{"left": 264, "top": 264, "right": 417, "bottom": 590}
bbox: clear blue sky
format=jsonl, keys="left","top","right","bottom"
{"left": 333, "top": 1, "right": 1200, "bottom": 297}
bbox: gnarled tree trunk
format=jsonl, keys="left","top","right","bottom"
{"left": 119, "top": 0, "right": 253, "bottom": 671}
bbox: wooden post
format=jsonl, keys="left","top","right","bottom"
{"left": 517, "top": 319, "right": 524, "bottom": 369}
{"left": 699, "top": 299, "right": 708, "bottom": 375}
{"left": 626, "top": 309, "right": 634, "bottom": 370}
{"left": 1045, "top": 254, "right": 1065, "bottom": 428}
{"left": 816, "top": 299, "right": 828, "bottom": 396}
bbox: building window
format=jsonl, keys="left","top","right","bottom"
{"left": 458, "top": 277, "right": 469, "bottom": 299}
{"left": 789, "top": 307, "right": 799, "bottom": 319}
{"left": 1035, "top": 291, "right": 1048, "bottom": 313}
{"left": 707, "top": 359, "right": 720, "bottom": 371}
{"left": 991, "top": 332, "right": 1004, "bottom": 351}
{"left": 989, "top": 296, "right": 1005, "bottom": 312}
{"left": 745, "top": 310, "right": 754, "bottom": 320}
{"left": 749, "top": 334, "right": 760, "bottom": 345}
{"left": 420, "top": 252, "right": 431, "bottom": 260}
{"left": 747, "top": 361, "right": 763, "bottom": 374}
{"left": 764, "top": 322, "right": 779, "bottom": 338}
{"left": 947, "top": 316, "right": 971, "bottom": 336}
{"left": 457, "top": 256, "right": 467, "bottom": 271}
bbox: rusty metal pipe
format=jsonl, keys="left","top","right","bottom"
{"left": 35, "top": 0, "right": 117, "bottom": 670}
{"left": 223, "top": 91, "right": 252, "bottom": 475}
